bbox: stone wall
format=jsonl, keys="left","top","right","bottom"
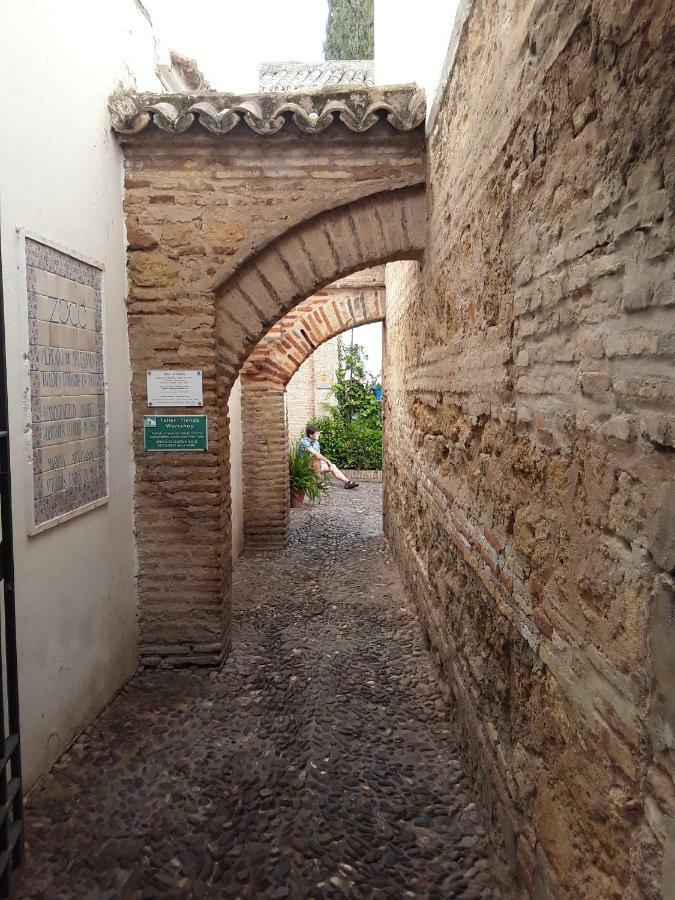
{"left": 383, "top": 1, "right": 674, "bottom": 897}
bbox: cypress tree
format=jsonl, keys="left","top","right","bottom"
{"left": 323, "top": 0, "right": 374, "bottom": 60}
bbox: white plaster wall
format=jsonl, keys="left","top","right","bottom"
{"left": 287, "top": 357, "right": 317, "bottom": 445}
{"left": 0, "top": 0, "right": 161, "bottom": 788}
{"left": 311, "top": 337, "right": 340, "bottom": 417}
{"left": 229, "top": 377, "right": 244, "bottom": 559}
{"left": 375, "top": 0, "right": 460, "bottom": 112}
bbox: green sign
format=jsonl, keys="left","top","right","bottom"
{"left": 143, "top": 415, "right": 208, "bottom": 452}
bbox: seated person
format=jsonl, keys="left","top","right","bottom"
{"left": 299, "top": 426, "right": 359, "bottom": 490}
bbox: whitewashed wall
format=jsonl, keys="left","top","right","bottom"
{"left": 0, "top": 0, "right": 161, "bottom": 788}
{"left": 286, "top": 337, "right": 340, "bottom": 446}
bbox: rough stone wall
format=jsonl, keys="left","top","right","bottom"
{"left": 383, "top": 1, "right": 675, "bottom": 897}
{"left": 121, "top": 120, "right": 424, "bottom": 663}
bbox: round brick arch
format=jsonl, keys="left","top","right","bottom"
{"left": 239, "top": 276, "right": 386, "bottom": 549}
{"left": 214, "top": 186, "right": 425, "bottom": 387}
{"left": 219, "top": 187, "right": 424, "bottom": 554}
{"left": 241, "top": 280, "right": 385, "bottom": 387}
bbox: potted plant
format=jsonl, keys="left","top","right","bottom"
{"left": 288, "top": 448, "right": 327, "bottom": 508}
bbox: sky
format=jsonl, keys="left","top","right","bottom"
{"left": 350, "top": 323, "right": 382, "bottom": 380}
{"left": 146, "top": 0, "right": 329, "bottom": 93}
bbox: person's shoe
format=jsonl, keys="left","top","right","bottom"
{"left": 344, "top": 481, "right": 359, "bottom": 489}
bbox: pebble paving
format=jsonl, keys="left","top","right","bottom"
{"left": 18, "top": 483, "right": 501, "bottom": 899}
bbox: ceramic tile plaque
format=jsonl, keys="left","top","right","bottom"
{"left": 24, "top": 236, "right": 108, "bottom": 533}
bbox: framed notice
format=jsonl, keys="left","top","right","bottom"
{"left": 20, "top": 233, "right": 108, "bottom": 534}
{"left": 146, "top": 369, "right": 203, "bottom": 407}
{"left": 144, "top": 415, "right": 208, "bottom": 452}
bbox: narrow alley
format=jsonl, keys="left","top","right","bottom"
{"left": 19, "top": 484, "right": 500, "bottom": 899}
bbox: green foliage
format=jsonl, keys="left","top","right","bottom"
{"left": 288, "top": 448, "right": 329, "bottom": 501}
{"left": 332, "top": 339, "right": 381, "bottom": 427}
{"left": 307, "top": 337, "right": 382, "bottom": 469}
{"left": 324, "top": 0, "right": 374, "bottom": 60}
{"left": 312, "top": 414, "right": 382, "bottom": 470}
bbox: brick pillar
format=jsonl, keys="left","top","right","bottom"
{"left": 241, "top": 378, "right": 289, "bottom": 549}
{"left": 132, "top": 290, "right": 232, "bottom": 669}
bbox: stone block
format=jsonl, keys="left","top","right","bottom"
{"left": 127, "top": 221, "right": 158, "bottom": 250}
{"left": 128, "top": 252, "right": 179, "bottom": 287}
{"left": 648, "top": 483, "right": 675, "bottom": 573}
{"left": 580, "top": 371, "right": 612, "bottom": 396}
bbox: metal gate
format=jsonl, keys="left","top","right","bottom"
{"left": 0, "top": 237, "right": 24, "bottom": 895}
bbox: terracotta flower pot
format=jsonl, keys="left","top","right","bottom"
{"left": 290, "top": 487, "right": 305, "bottom": 508}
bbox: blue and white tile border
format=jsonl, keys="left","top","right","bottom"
{"left": 17, "top": 229, "right": 110, "bottom": 535}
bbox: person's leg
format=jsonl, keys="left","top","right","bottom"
{"left": 326, "top": 463, "right": 358, "bottom": 488}
{"left": 326, "top": 462, "right": 349, "bottom": 484}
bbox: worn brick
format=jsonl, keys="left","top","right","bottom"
{"left": 122, "top": 118, "right": 422, "bottom": 663}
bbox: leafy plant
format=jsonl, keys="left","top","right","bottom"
{"left": 288, "top": 448, "right": 329, "bottom": 502}
{"left": 305, "top": 336, "right": 383, "bottom": 470}
{"left": 332, "top": 338, "right": 381, "bottom": 427}
{"left": 313, "top": 414, "right": 382, "bottom": 470}
{"left": 324, "top": 0, "right": 374, "bottom": 60}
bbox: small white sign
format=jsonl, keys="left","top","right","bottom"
{"left": 147, "top": 370, "right": 203, "bottom": 407}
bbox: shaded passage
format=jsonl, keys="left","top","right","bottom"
{"left": 19, "top": 484, "right": 501, "bottom": 899}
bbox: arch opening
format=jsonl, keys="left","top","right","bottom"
{"left": 214, "top": 187, "right": 424, "bottom": 389}
{"left": 238, "top": 268, "right": 386, "bottom": 550}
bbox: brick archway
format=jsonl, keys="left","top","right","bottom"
{"left": 240, "top": 272, "right": 385, "bottom": 548}
{"left": 113, "top": 86, "right": 426, "bottom": 665}
{"left": 242, "top": 272, "right": 385, "bottom": 388}
{"left": 214, "top": 187, "right": 424, "bottom": 384}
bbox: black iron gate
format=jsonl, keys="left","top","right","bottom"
{"left": 0, "top": 236, "right": 24, "bottom": 895}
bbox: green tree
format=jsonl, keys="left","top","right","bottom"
{"left": 324, "top": 0, "right": 374, "bottom": 60}
{"left": 332, "top": 338, "right": 380, "bottom": 426}
{"left": 309, "top": 337, "right": 383, "bottom": 470}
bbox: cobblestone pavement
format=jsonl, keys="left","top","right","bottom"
{"left": 19, "top": 484, "right": 501, "bottom": 899}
